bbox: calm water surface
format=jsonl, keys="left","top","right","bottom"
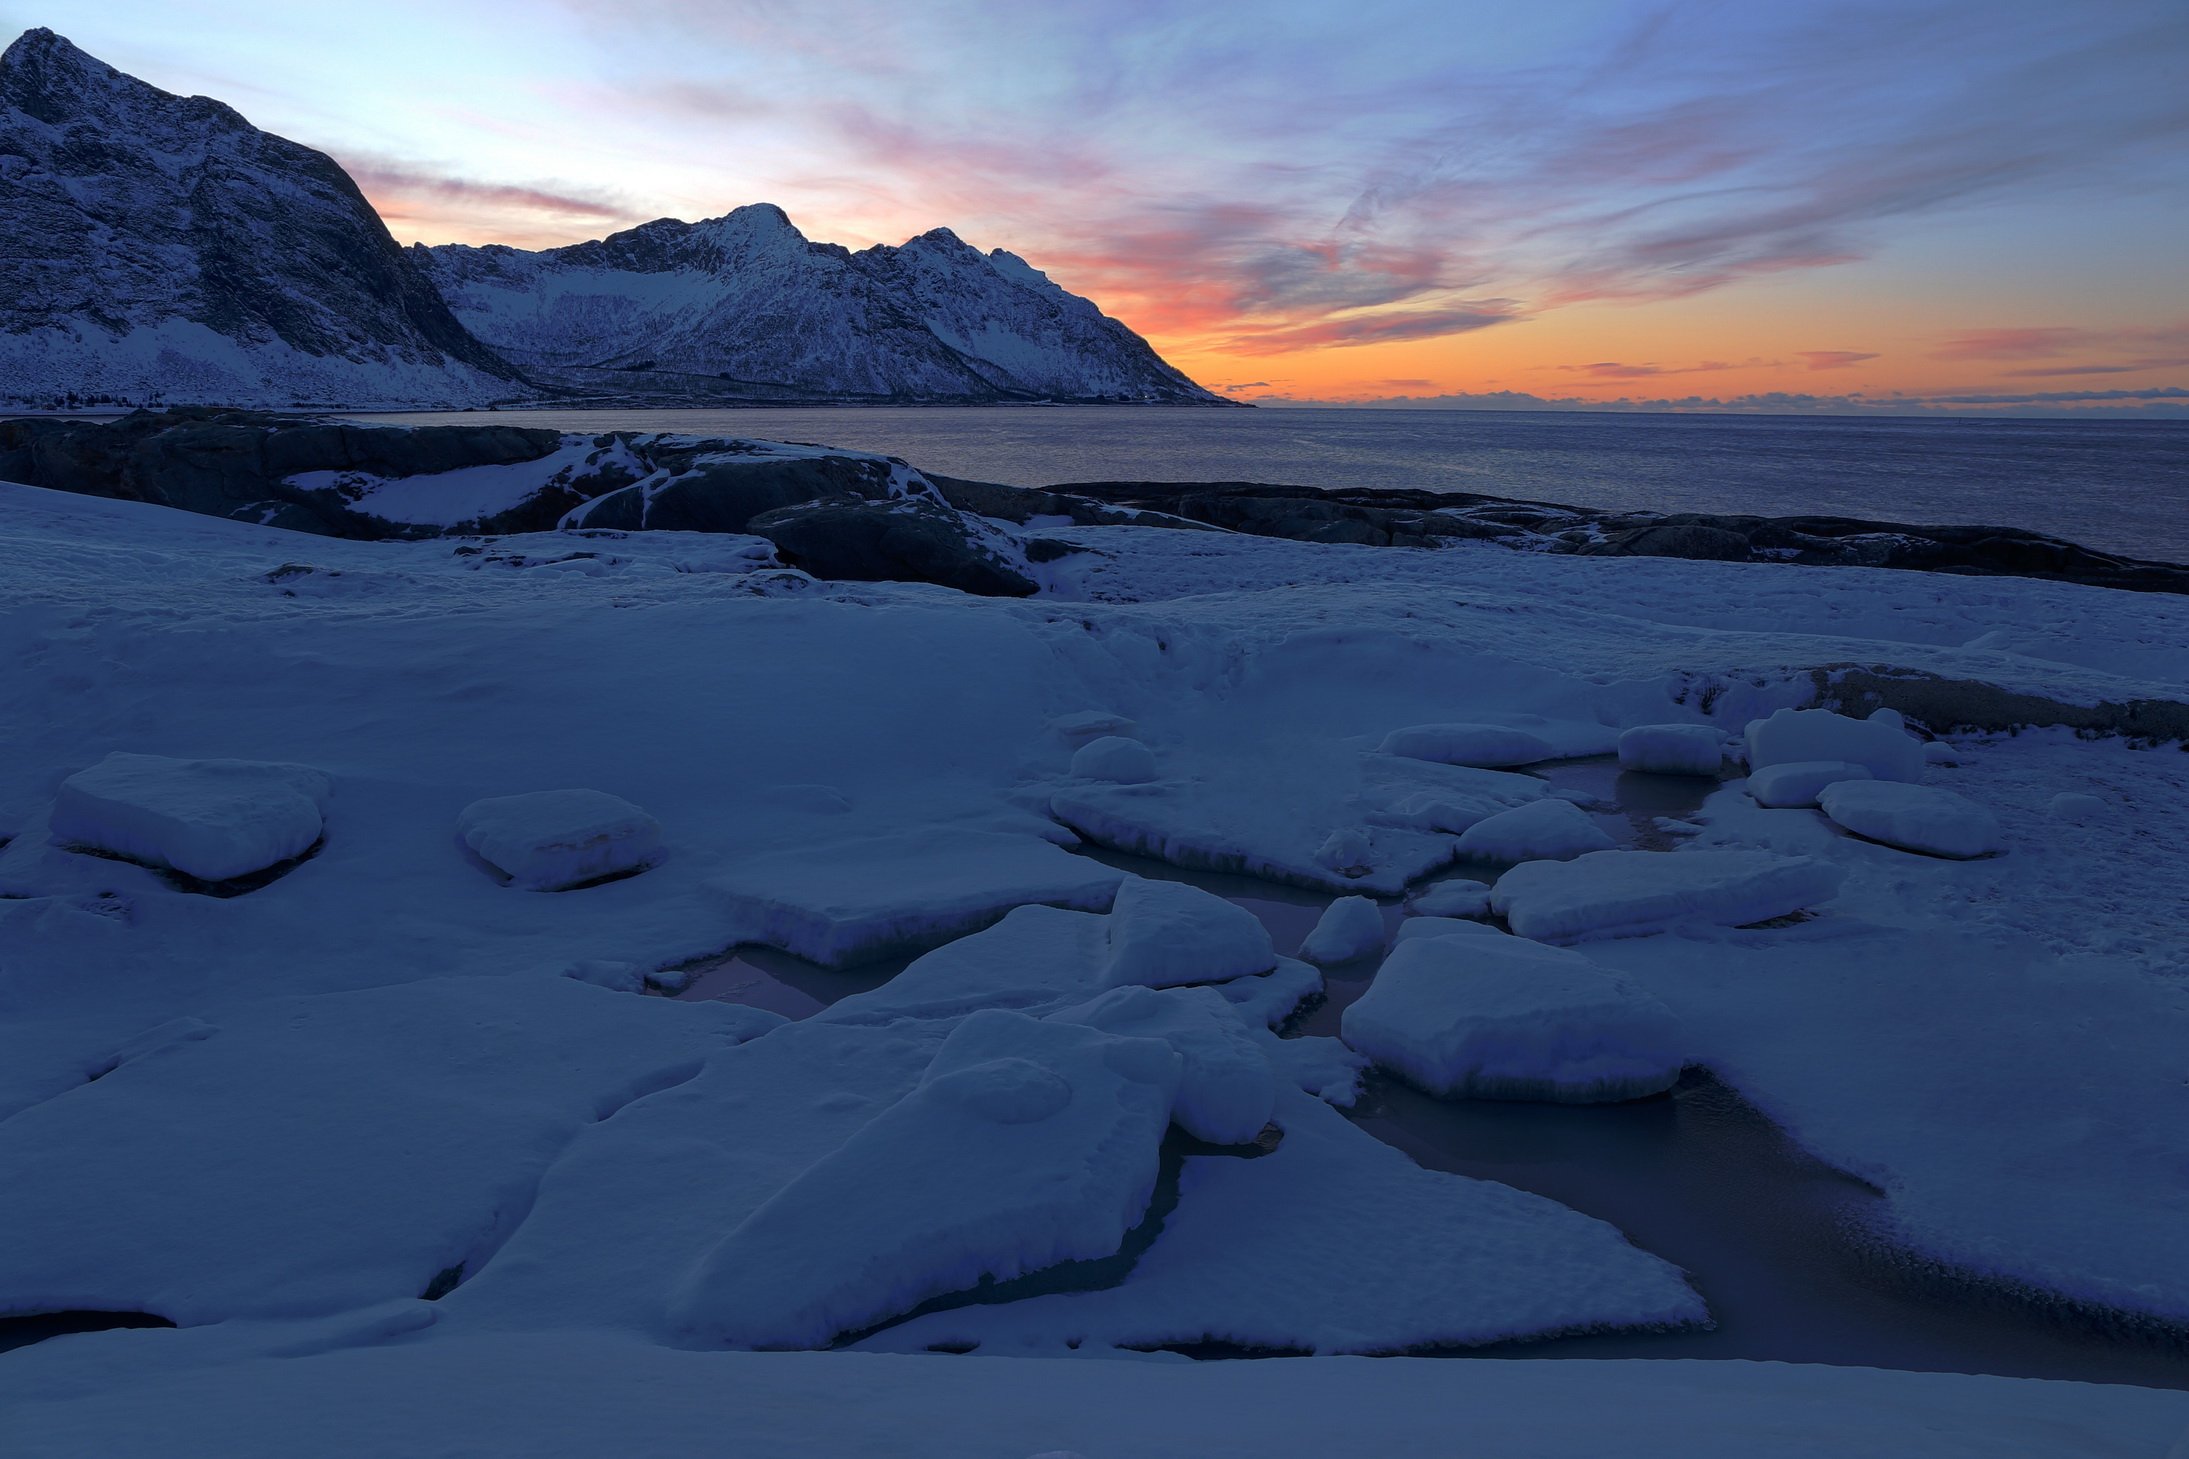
{"left": 365, "top": 405, "right": 2189, "bottom": 562}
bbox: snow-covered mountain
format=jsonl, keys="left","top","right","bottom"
{"left": 415, "top": 209, "right": 1225, "bottom": 404}
{"left": 0, "top": 29, "right": 524, "bottom": 410}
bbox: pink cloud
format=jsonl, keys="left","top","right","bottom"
{"left": 1797, "top": 350, "right": 1879, "bottom": 370}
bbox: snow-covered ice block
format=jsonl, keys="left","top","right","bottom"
{"left": 1405, "top": 878, "right": 1491, "bottom": 918}
{"left": 1069, "top": 735, "right": 1158, "bottom": 784}
{"left": 1377, "top": 723, "right": 1555, "bottom": 768}
{"left": 1743, "top": 708, "right": 1923, "bottom": 784}
{"left": 1215, "top": 957, "right": 1326, "bottom": 1029}
{"left": 1341, "top": 935, "right": 1687, "bottom": 1102}
{"left": 1817, "top": 781, "right": 2003, "bottom": 859}
{"left": 1395, "top": 917, "right": 1508, "bottom": 945}
{"left": 2047, "top": 791, "right": 2107, "bottom": 822}
{"left": 1103, "top": 876, "right": 1276, "bottom": 988}
{"left": 1491, "top": 849, "right": 1844, "bottom": 942}
{"left": 711, "top": 828, "right": 1123, "bottom": 967}
{"left": 1296, "top": 895, "right": 1385, "bottom": 966}
{"left": 668, "top": 1011, "right": 1181, "bottom": 1348}
{"left": 1053, "top": 985, "right": 1277, "bottom": 1145}
{"left": 0, "top": 977, "right": 766, "bottom": 1324}
{"left": 1453, "top": 799, "right": 1614, "bottom": 862}
{"left": 1051, "top": 780, "right": 1459, "bottom": 895}
{"left": 1358, "top": 755, "right": 1548, "bottom": 835}
{"left": 864, "top": 1089, "right": 1705, "bottom": 1356}
{"left": 48, "top": 752, "right": 331, "bottom": 882}
{"left": 457, "top": 789, "right": 662, "bottom": 891}
{"left": 1924, "top": 741, "right": 1960, "bottom": 767}
{"left": 1747, "top": 760, "right": 1871, "bottom": 809}
{"left": 1616, "top": 724, "right": 1725, "bottom": 777}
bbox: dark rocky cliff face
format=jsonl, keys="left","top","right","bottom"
{"left": 0, "top": 29, "right": 521, "bottom": 408}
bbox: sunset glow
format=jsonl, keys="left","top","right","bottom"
{"left": 21, "top": 0, "right": 2187, "bottom": 412}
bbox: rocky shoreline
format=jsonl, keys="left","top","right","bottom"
{"left": 5, "top": 410, "right": 2182, "bottom": 598}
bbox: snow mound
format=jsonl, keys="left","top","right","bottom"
{"left": 710, "top": 828, "right": 1123, "bottom": 967}
{"left": 2046, "top": 791, "right": 2107, "bottom": 822}
{"left": 1747, "top": 760, "right": 1872, "bottom": 809}
{"left": 667, "top": 1011, "right": 1181, "bottom": 1348}
{"left": 1047, "top": 710, "right": 1136, "bottom": 743}
{"left": 48, "top": 752, "right": 330, "bottom": 883}
{"left": 1342, "top": 935, "right": 1687, "bottom": 1102}
{"left": 1378, "top": 723, "right": 1555, "bottom": 768}
{"left": 1103, "top": 876, "right": 1276, "bottom": 988}
{"left": 1616, "top": 724, "right": 1726, "bottom": 776}
{"left": 1405, "top": 878, "right": 1492, "bottom": 918}
{"left": 1817, "top": 781, "right": 2004, "bottom": 859}
{"left": 1068, "top": 735, "right": 1158, "bottom": 784}
{"left": 1052, "top": 985, "right": 1277, "bottom": 1144}
{"left": 1454, "top": 799, "right": 1615, "bottom": 862}
{"left": 457, "top": 789, "right": 663, "bottom": 891}
{"left": 1296, "top": 895, "right": 1386, "bottom": 966}
{"left": 1743, "top": 707, "right": 1923, "bottom": 784}
{"left": 1492, "top": 849, "right": 1844, "bottom": 942}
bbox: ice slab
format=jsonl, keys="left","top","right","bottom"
{"left": 1491, "top": 849, "right": 1844, "bottom": 942}
{"left": 1453, "top": 799, "right": 1615, "bottom": 862}
{"left": 49, "top": 752, "right": 330, "bottom": 883}
{"left": 1069, "top": 735, "right": 1158, "bottom": 783}
{"left": 1817, "top": 781, "right": 2004, "bottom": 860}
{"left": 1744, "top": 708, "right": 1923, "bottom": 784}
{"left": 1103, "top": 876, "right": 1277, "bottom": 988}
{"left": 710, "top": 828, "right": 1124, "bottom": 967}
{"left": 457, "top": 788, "right": 663, "bottom": 891}
{"left": 1395, "top": 916, "right": 1509, "bottom": 945}
{"left": 1617, "top": 724, "right": 1726, "bottom": 777}
{"left": 1342, "top": 935, "right": 1688, "bottom": 1102}
{"left": 864, "top": 1088, "right": 1705, "bottom": 1355}
{"left": 1296, "top": 895, "right": 1386, "bottom": 965}
{"left": 1747, "top": 760, "right": 1871, "bottom": 809}
{"left": 1053, "top": 985, "right": 1278, "bottom": 1145}
{"left": 1051, "top": 781, "right": 1459, "bottom": 895}
{"left": 0, "top": 977, "right": 769, "bottom": 1324}
{"left": 667, "top": 1011, "right": 1181, "bottom": 1348}
{"left": 1377, "top": 722, "right": 1555, "bottom": 768}
{"left": 1404, "top": 878, "right": 1491, "bottom": 918}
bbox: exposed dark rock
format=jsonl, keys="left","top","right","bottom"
{"left": 749, "top": 498, "right": 1037, "bottom": 598}
{"left": 1033, "top": 479, "right": 2189, "bottom": 594}
{"left": 568, "top": 451, "right": 904, "bottom": 535}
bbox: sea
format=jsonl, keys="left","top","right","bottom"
{"left": 365, "top": 406, "right": 2189, "bottom": 564}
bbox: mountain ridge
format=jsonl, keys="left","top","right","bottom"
{"left": 0, "top": 28, "right": 1226, "bottom": 410}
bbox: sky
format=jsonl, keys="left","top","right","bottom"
{"left": 17, "top": 0, "right": 2189, "bottom": 413}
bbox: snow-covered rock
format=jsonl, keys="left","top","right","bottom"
{"left": 1404, "top": 878, "right": 1492, "bottom": 918}
{"left": 1052, "top": 985, "right": 1278, "bottom": 1145}
{"left": 1341, "top": 935, "right": 1688, "bottom": 1102}
{"left": 1746, "top": 760, "right": 1872, "bottom": 809}
{"left": 1616, "top": 724, "right": 1726, "bottom": 776}
{"left": 1296, "top": 895, "right": 1386, "bottom": 966}
{"left": 1377, "top": 723, "right": 1555, "bottom": 768}
{"left": 456, "top": 789, "right": 663, "bottom": 891}
{"left": 1743, "top": 707, "right": 1924, "bottom": 784}
{"left": 1102, "top": 877, "right": 1277, "bottom": 988}
{"left": 1453, "top": 799, "right": 1615, "bottom": 862}
{"left": 710, "top": 828, "right": 1123, "bottom": 967}
{"left": 1816, "top": 781, "right": 2004, "bottom": 859}
{"left": 667, "top": 1011, "right": 1182, "bottom": 1348}
{"left": 49, "top": 752, "right": 331, "bottom": 883}
{"left": 1491, "top": 849, "right": 1844, "bottom": 942}
{"left": 1069, "top": 735, "right": 1159, "bottom": 784}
